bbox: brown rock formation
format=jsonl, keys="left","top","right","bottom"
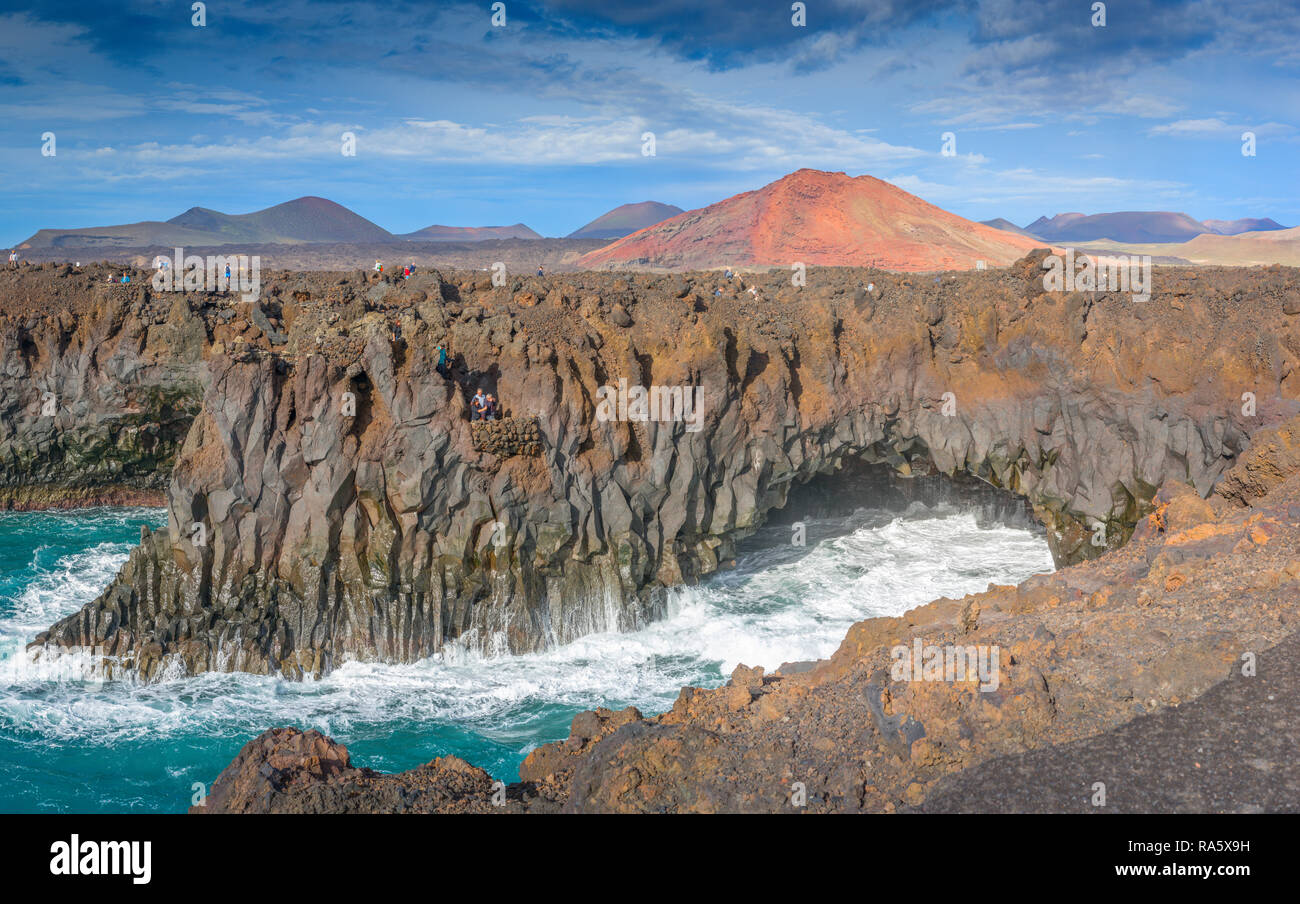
{"left": 190, "top": 727, "right": 515, "bottom": 814}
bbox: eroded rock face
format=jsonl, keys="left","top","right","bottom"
{"left": 194, "top": 415, "right": 1300, "bottom": 813}
{"left": 0, "top": 264, "right": 206, "bottom": 508}
{"left": 23, "top": 257, "right": 1300, "bottom": 679}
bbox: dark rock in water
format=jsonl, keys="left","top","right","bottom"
{"left": 8, "top": 259, "right": 1300, "bottom": 683}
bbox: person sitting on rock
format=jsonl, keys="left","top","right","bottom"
{"left": 724, "top": 268, "right": 733, "bottom": 281}
{"left": 120, "top": 273, "right": 130, "bottom": 283}
{"left": 714, "top": 287, "right": 723, "bottom": 296}
{"left": 485, "top": 394, "right": 499, "bottom": 421}
{"left": 471, "top": 388, "right": 488, "bottom": 421}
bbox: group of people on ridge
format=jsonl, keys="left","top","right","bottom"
{"left": 374, "top": 260, "right": 417, "bottom": 278}
{"left": 711, "top": 267, "right": 762, "bottom": 300}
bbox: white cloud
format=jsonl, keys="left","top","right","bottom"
{"left": 1148, "top": 118, "right": 1296, "bottom": 138}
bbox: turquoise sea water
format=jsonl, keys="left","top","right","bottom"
{"left": 0, "top": 504, "right": 1054, "bottom": 813}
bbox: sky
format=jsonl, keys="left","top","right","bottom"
{"left": 1, "top": 0, "right": 1297, "bottom": 244}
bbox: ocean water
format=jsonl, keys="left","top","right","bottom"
{"left": 0, "top": 503, "right": 1054, "bottom": 814}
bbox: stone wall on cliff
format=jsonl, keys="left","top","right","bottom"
{"left": 21, "top": 256, "right": 1300, "bottom": 679}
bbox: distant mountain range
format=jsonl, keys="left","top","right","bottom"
{"left": 1200, "top": 217, "right": 1287, "bottom": 235}
{"left": 17, "top": 197, "right": 682, "bottom": 250}
{"left": 20, "top": 197, "right": 393, "bottom": 249}
{"left": 395, "top": 224, "right": 542, "bottom": 242}
{"left": 579, "top": 169, "right": 1047, "bottom": 271}
{"left": 981, "top": 212, "right": 1287, "bottom": 244}
{"left": 567, "top": 201, "right": 684, "bottom": 240}
{"left": 1057, "top": 225, "right": 1300, "bottom": 268}
{"left": 16, "top": 183, "right": 1293, "bottom": 271}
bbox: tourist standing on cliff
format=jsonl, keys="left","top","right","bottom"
{"left": 536, "top": 266, "right": 544, "bottom": 277}
{"left": 436, "top": 344, "right": 450, "bottom": 379}
{"left": 7, "top": 250, "right": 16, "bottom": 269}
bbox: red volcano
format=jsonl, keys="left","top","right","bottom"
{"left": 578, "top": 169, "right": 1049, "bottom": 272}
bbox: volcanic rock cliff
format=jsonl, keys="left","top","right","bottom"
{"left": 0, "top": 264, "right": 205, "bottom": 509}
{"left": 194, "top": 426, "right": 1300, "bottom": 813}
{"left": 13, "top": 256, "right": 1300, "bottom": 682}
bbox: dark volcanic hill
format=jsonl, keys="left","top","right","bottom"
{"left": 567, "top": 201, "right": 684, "bottom": 240}
{"left": 20, "top": 197, "right": 394, "bottom": 249}
{"left": 579, "top": 169, "right": 1048, "bottom": 271}
{"left": 1201, "top": 217, "right": 1287, "bottom": 236}
{"left": 1027, "top": 211, "right": 1211, "bottom": 244}
{"left": 979, "top": 217, "right": 1041, "bottom": 238}
{"left": 395, "top": 224, "right": 543, "bottom": 242}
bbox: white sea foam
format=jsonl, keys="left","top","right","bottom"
{"left": 0, "top": 506, "right": 1053, "bottom": 751}
{"left": 3, "top": 542, "right": 133, "bottom": 637}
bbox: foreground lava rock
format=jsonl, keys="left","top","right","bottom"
{"left": 194, "top": 420, "right": 1300, "bottom": 812}
{"left": 192, "top": 727, "right": 514, "bottom": 814}
{"left": 14, "top": 255, "right": 1300, "bottom": 679}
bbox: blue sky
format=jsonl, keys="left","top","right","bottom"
{"left": 1, "top": 0, "right": 1297, "bottom": 244}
